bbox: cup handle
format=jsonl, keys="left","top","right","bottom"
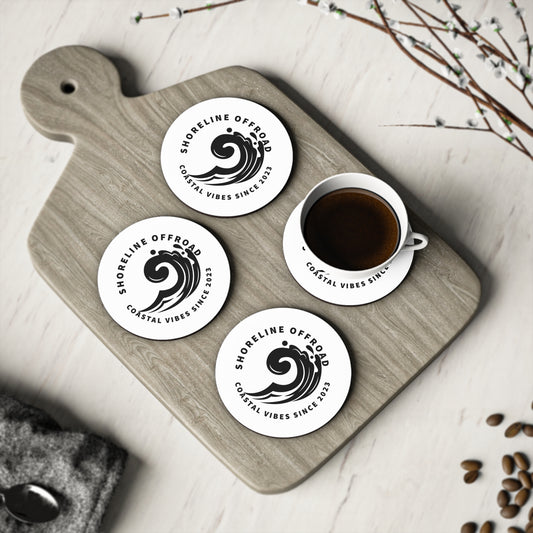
{"left": 403, "top": 232, "right": 429, "bottom": 251}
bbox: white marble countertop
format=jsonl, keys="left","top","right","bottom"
{"left": 2, "top": 1, "right": 532, "bottom": 532}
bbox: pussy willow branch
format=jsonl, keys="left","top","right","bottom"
{"left": 140, "top": 0, "right": 245, "bottom": 20}
{"left": 138, "top": 0, "right": 532, "bottom": 159}
{"left": 424, "top": 0, "right": 530, "bottom": 102}
{"left": 382, "top": 124, "right": 491, "bottom": 132}
{"left": 371, "top": 0, "right": 531, "bottom": 159}
{"left": 306, "top": 1, "right": 520, "bottom": 94}
{"left": 519, "top": 13, "right": 531, "bottom": 68}
{"left": 184, "top": 0, "right": 245, "bottom": 13}
{"left": 371, "top": 0, "right": 530, "bottom": 134}
{"left": 311, "top": 0, "right": 533, "bottom": 121}
{"left": 404, "top": 1, "right": 532, "bottom": 157}
{"left": 468, "top": 83, "right": 499, "bottom": 137}
{"left": 404, "top": 0, "right": 532, "bottom": 157}
{"left": 417, "top": 0, "right": 522, "bottom": 75}
{"left": 405, "top": 2, "right": 524, "bottom": 97}
{"left": 393, "top": 8, "right": 526, "bottom": 97}
{"left": 308, "top": 1, "right": 532, "bottom": 154}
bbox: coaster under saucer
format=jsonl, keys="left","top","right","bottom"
{"left": 161, "top": 97, "right": 293, "bottom": 217}
{"left": 98, "top": 216, "right": 230, "bottom": 340}
{"left": 283, "top": 202, "right": 414, "bottom": 306}
{"left": 215, "top": 308, "right": 352, "bottom": 438}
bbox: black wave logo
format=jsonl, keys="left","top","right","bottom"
{"left": 140, "top": 244, "right": 201, "bottom": 313}
{"left": 190, "top": 129, "right": 264, "bottom": 186}
{"left": 246, "top": 341, "right": 322, "bottom": 404}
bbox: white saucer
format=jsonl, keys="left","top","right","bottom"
{"left": 282, "top": 202, "right": 414, "bottom": 306}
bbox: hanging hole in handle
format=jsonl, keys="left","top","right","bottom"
{"left": 60, "top": 80, "right": 77, "bottom": 94}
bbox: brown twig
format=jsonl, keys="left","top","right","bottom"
{"left": 139, "top": 13, "right": 169, "bottom": 20}
{"left": 138, "top": 0, "right": 246, "bottom": 20}
{"left": 508, "top": 0, "right": 531, "bottom": 68}
{"left": 519, "top": 13, "right": 531, "bottom": 68}
{"left": 380, "top": 122, "right": 529, "bottom": 156}
{"left": 497, "top": 31, "right": 519, "bottom": 64}
{"left": 381, "top": 124, "right": 490, "bottom": 132}
{"left": 184, "top": 0, "right": 246, "bottom": 14}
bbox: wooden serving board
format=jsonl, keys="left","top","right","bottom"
{"left": 22, "top": 46, "right": 480, "bottom": 493}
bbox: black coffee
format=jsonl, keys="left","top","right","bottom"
{"left": 303, "top": 187, "right": 400, "bottom": 270}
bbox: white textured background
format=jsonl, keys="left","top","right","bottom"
{"left": 1, "top": 1, "right": 532, "bottom": 532}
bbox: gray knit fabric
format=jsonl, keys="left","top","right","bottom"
{"left": 0, "top": 394, "right": 127, "bottom": 532}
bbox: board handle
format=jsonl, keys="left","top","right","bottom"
{"left": 21, "top": 46, "right": 123, "bottom": 143}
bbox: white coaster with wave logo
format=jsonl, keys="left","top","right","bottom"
{"left": 98, "top": 216, "right": 230, "bottom": 340}
{"left": 161, "top": 97, "right": 293, "bottom": 217}
{"left": 283, "top": 202, "right": 414, "bottom": 306}
{"left": 215, "top": 308, "right": 351, "bottom": 438}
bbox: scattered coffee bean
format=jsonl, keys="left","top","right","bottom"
{"left": 487, "top": 413, "right": 504, "bottom": 426}
{"left": 502, "top": 478, "right": 522, "bottom": 491}
{"left": 516, "top": 488, "right": 531, "bottom": 508}
{"left": 498, "top": 489, "right": 511, "bottom": 507}
{"left": 527, "top": 524, "right": 533, "bottom": 533}
{"left": 464, "top": 471, "right": 479, "bottom": 484}
{"left": 507, "top": 527, "right": 523, "bottom": 533}
{"left": 503, "top": 454, "right": 516, "bottom": 475}
{"left": 501, "top": 504, "right": 520, "bottom": 518}
{"left": 524, "top": 424, "right": 533, "bottom": 437}
{"left": 461, "top": 522, "right": 477, "bottom": 533}
{"left": 514, "top": 452, "right": 530, "bottom": 470}
{"left": 519, "top": 470, "right": 533, "bottom": 490}
{"left": 480, "top": 521, "right": 493, "bottom": 533}
{"left": 529, "top": 506, "right": 533, "bottom": 520}
{"left": 505, "top": 422, "right": 524, "bottom": 438}
{"left": 461, "top": 459, "right": 482, "bottom": 471}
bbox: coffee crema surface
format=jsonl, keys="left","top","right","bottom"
{"left": 303, "top": 188, "right": 400, "bottom": 271}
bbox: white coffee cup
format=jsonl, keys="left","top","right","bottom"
{"left": 298, "top": 173, "right": 428, "bottom": 279}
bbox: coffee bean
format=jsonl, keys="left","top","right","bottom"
{"left": 516, "top": 488, "right": 531, "bottom": 507}
{"left": 507, "top": 527, "right": 523, "bottom": 533}
{"left": 501, "top": 504, "right": 520, "bottom": 518}
{"left": 502, "top": 478, "right": 522, "bottom": 491}
{"left": 527, "top": 523, "right": 533, "bottom": 533}
{"left": 461, "top": 459, "right": 482, "bottom": 471}
{"left": 524, "top": 424, "right": 533, "bottom": 437}
{"left": 461, "top": 522, "right": 477, "bottom": 533}
{"left": 503, "top": 455, "right": 516, "bottom": 475}
{"left": 480, "top": 521, "right": 493, "bottom": 533}
{"left": 498, "top": 489, "right": 511, "bottom": 507}
{"left": 505, "top": 422, "right": 523, "bottom": 438}
{"left": 514, "top": 452, "right": 530, "bottom": 470}
{"left": 464, "top": 471, "right": 479, "bottom": 484}
{"left": 519, "top": 470, "right": 533, "bottom": 490}
{"left": 487, "top": 413, "right": 504, "bottom": 426}
{"left": 529, "top": 506, "right": 533, "bottom": 519}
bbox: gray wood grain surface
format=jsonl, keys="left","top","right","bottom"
{"left": 21, "top": 45, "right": 480, "bottom": 493}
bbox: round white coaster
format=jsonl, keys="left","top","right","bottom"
{"left": 283, "top": 202, "right": 414, "bottom": 306}
{"left": 98, "top": 216, "right": 230, "bottom": 340}
{"left": 161, "top": 97, "right": 293, "bottom": 217}
{"left": 215, "top": 308, "right": 351, "bottom": 438}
